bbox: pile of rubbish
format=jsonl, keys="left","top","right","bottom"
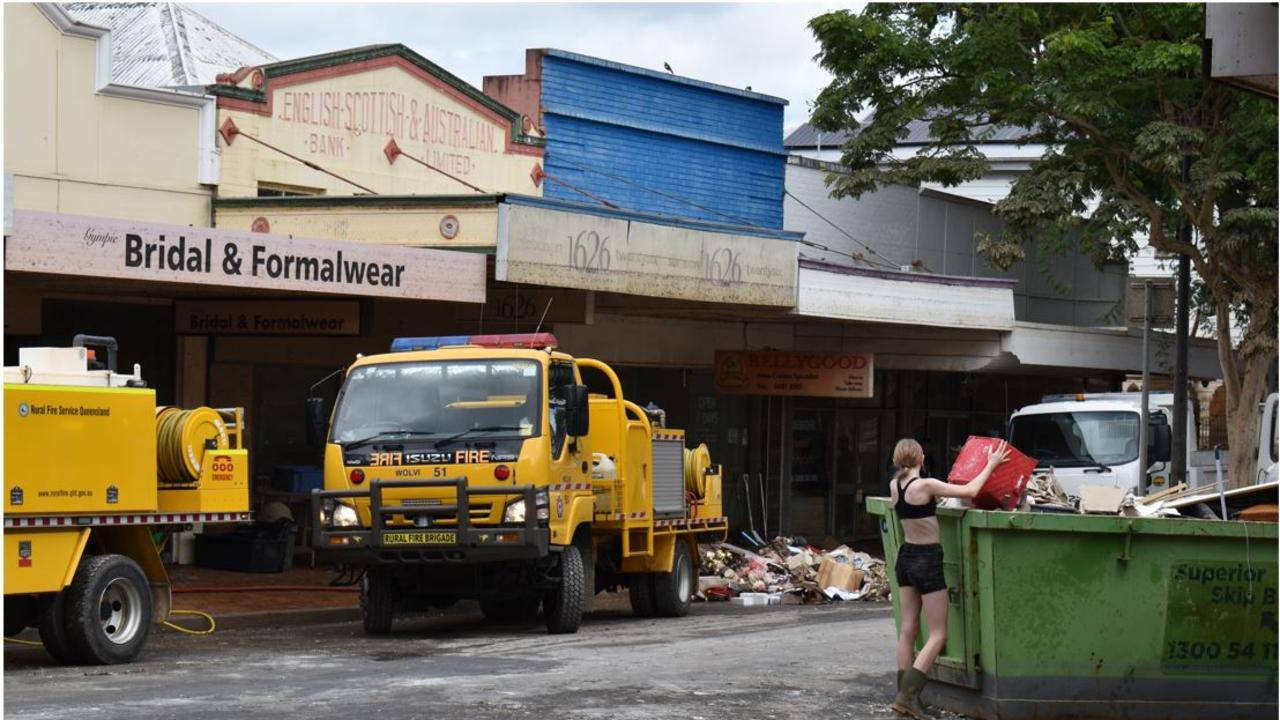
{"left": 991, "top": 469, "right": 1278, "bottom": 522}
{"left": 696, "top": 538, "right": 891, "bottom": 605}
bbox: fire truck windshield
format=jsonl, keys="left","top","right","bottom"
{"left": 329, "top": 359, "right": 542, "bottom": 445}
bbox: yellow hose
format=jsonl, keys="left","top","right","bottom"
{"left": 4, "top": 637, "right": 43, "bottom": 646}
{"left": 156, "top": 407, "right": 229, "bottom": 484}
{"left": 162, "top": 609, "right": 217, "bottom": 635}
{"left": 7, "top": 609, "right": 218, "bottom": 644}
{"left": 684, "top": 444, "right": 712, "bottom": 499}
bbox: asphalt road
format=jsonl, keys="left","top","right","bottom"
{"left": 4, "top": 601, "right": 905, "bottom": 720}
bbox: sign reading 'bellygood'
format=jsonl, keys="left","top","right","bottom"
{"left": 714, "top": 350, "right": 874, "bottom": 398}
{"left": 6, "top": 210, "right": 485, "bottom": 304}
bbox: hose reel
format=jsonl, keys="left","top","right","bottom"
{"left": 684, "top": 443, "right": 712, "bottom": 499}
{"left": 156, "top": 406, "right": 230, "bottom": 485}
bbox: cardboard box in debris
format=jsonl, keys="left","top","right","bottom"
{"left": 698, "top": 539, "right": 890, "bottom": 604}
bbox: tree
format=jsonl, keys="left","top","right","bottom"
{"left": 809, "top": 3, "right": 1277, "bottom": 487}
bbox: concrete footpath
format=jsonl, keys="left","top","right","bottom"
{"left": 166, "top": 565, "right": 361, "bottom": 630}
{"left": 5, "top": 600, "right": 911, "bottom": 720}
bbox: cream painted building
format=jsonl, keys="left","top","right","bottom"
{"left": 210, "top": 45, "right": 545, "bottom": 249}
{"left": 3, "top": 3, "right": 216, "bottom": 227}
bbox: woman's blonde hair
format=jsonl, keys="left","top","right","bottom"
{"left": 892, "top": 438, "right": 925, "bottom": 482}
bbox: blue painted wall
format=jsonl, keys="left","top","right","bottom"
{"left": 538, "top": 51, "right": 787, "bottom": 229}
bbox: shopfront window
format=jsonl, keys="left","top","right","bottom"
{"left": 329, "top": 359, "right": 542, "bottom": 445}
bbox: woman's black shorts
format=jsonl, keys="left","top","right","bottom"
{"left": 895, "top": 543, "right": 946, "bottom": 595}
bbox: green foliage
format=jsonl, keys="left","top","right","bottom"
{"left": 809, "top": 3, "right": 1277, "bottom": 362}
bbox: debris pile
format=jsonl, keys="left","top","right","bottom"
{"left": 1007, "top": 469, "right": 1277, "bottom": 523}
{"left": 697, "top": 539, "right": 891, "bottom": 604}
{"left": 1022, "top": 472, "right": 1071, "bottom": 510}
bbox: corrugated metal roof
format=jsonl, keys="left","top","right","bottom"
{"left": 541, "top": 49, "right": 789, "bottom": 106}
{"left": 785, "top": 118, "right": 1030, "bottom": 148}
{"left": 63, "top": 3, "right": 275, "bottom": 88}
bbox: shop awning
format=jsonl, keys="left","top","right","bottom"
{"left": 794, "top": 259, "right": 1017, "bottom": 331}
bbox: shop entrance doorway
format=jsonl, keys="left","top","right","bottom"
{"left": 788, "top": 408, "right": 886, "bottom": 543}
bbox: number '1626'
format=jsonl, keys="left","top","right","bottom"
{"left": 568, "top": 231, "right": 610, "bottom": 272}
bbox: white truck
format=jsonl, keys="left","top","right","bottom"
{"left": 1008, "top": 392, "right": 1278, "bottom": 497}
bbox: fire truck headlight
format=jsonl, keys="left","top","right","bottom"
{"left": 505, "top": 492, "right": 550, "bottom": 523}
{"left": 503, "top": 499, "right": 527, "bottom": 524}
{"left": 331, "top": 502, "right": 359, "bottom": 528}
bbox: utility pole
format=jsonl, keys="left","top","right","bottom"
{"left": 1138, "top": 281, "right": 1152, "bottom": 495}
{"left": 1172, "top": 157, "right": 1192, "bottom": 486}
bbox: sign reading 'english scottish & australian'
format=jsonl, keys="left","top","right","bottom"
{"left": 6, "top": 210, "right": 485, "bottom": 304}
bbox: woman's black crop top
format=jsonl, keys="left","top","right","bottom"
{"left": 895, "top": 477, "right": 937, "bottom": 520}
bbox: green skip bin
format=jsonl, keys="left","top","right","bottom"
{"left": 868, "top": 497, "right": 1278, "bottom": 719}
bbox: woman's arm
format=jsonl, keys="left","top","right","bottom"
{"left": 922, "top": 441, "right": 1011, "bottom": 500}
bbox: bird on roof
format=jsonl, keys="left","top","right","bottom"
{"left": 663, "top": 62, "right": 674, "bottom": 74}
{"left": 745, "top": 86, "right": 752, "bottom": 91}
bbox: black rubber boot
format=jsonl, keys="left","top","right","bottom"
{"left": 896, "top": 669, "right": 904, "bottom": 690}
{"left": 890, "top": 667, "right": 931, "bottom": 719}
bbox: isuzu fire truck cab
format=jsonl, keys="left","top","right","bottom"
{"left": 310, "top": 333, "right": 726, "bottom": 635}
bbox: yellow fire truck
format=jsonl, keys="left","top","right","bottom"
{"left": 4, "top": 335, "right": 250, "bottom": 664}
{"left": 309, "top": 333, "right": 727, "bottom": 634}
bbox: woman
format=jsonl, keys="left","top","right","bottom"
{"left": 888, "top": 438, "right": 1009, "bottom": 719}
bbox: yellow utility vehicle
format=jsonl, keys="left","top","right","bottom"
{"left": 309, "top": 333, "right": 726, "bottom": 635}
{"left": 4, "top": 335, "right": 250, "bottom": 664}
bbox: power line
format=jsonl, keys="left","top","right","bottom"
{"left": 553, "top": 156, "right": 909, "bottom": 271}
{"left": 553, "top": 156, "right": 767, "bottom": 229}
{"left": 218, "top": 118, "right": 378, "bottom": 195}
{"left": 542, "top": 174, "right": 620, "bottom": 209}
{"left": 384, "top": 139, "right": 487, "bottom": 194}
{"left": 785, "top": 189, "right": 928, "bottom": 272}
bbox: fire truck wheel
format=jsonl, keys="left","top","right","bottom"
{"left": 652, "top": 541, "right": 694, "bottom": 618}
{"left": 361, "top": 568, "right": 395, "bottom": 636}
{"left": 480, "top": 595, "right": 540, "bottom": 623}
{"left": 628, "top": 574, "right": 656, "bottom": 617}
{"left": 62, "top": 554, "right": 152, "bottom": 665}
{"left": 543, "top": 544, "right": 584, "bottom": 634}
{"left": 37, "top": 593, "right": 80, "bottom": 665}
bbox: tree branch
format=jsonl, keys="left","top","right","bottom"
{"left": 1216, "top": 300, "right": 1241, "bottom": 404}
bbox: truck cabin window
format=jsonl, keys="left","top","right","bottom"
{"left": 1009, "top": 411, "right": 1140, "bottom": 468}
{"left": 547, "top": 362, "right": 576, "bottom": 458}
{"left": 330, "top": 360, "right": 542, "bottom": 445}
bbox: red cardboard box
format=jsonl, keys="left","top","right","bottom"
{"left": 948, "top": 436, "right": 1038, "bottom": 510}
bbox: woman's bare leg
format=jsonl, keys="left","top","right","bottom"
{"left": 896, "top": 585, "right": 922, "bottom": 672}
{"left": 912, "top": 588, "right": 949, "bottom": 673}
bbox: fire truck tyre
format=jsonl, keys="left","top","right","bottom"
{"left": 37, "top": 593, "right": 80, "bottom": 665}
{"left": 361, "top": 568, "right": 395, "bottom": 636}
{"left": 628, "top": 574, "right": 656, "bottom": 618}
{"left": 480, "top": 595, "right": 541, "bottom": 623}
{"left": 63, "top": 554, "right": 153, "bottom": 665}
{"left": 652, "top": 542, "right": 694, "bottom": 618}
{"left": 543, "top": 544, "right": 584, "bottom": 634}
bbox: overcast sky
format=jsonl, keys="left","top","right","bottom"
{"left": 190, "top": 2, "right": 863, "bottom": 133}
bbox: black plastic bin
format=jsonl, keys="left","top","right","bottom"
{"left": 194, "top": 520, "right": 296, "bottom": 573}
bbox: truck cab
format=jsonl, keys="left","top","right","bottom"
{"left": 1008, "top": 392, "right": 1178, "bottom": 497}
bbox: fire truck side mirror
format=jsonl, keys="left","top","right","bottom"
{"left": 565, "top": 384, "right": 590, "bottom": 437}
{"left": 305, "top": 397, "right": 328, "bottom": 448}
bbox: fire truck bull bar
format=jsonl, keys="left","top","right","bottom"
{"left": 311, "top": 478, "right": 550, "bottom": 563}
